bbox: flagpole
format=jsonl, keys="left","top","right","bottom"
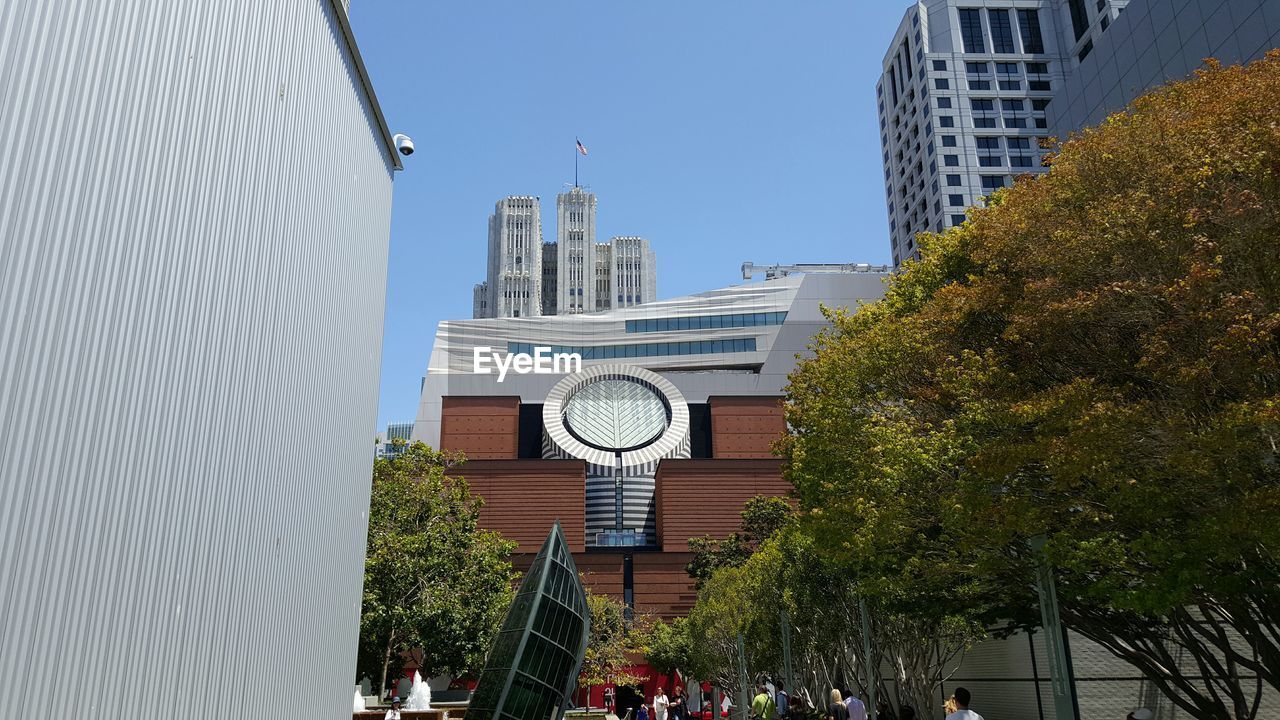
{"left": 574, "top": 139, "right": 579, "bottom": 188}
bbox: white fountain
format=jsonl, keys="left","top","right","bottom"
{"left": 354, "top": 687, "right": 367, "bottom": 711}
{"left": 405, "top": 670, "right": 432, "bottom": 711}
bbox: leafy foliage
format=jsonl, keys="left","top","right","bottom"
{"left": 686, "top": 496, "right": 794, "bottom": 587}
{"left": 581, "top": 584, "right": 651, "bottom": 688}
{"left": 783, "top": 52, "right": 1280, "bottom": 720}
{"left": 358, "top": 443, "right": 517, "bottom": 691}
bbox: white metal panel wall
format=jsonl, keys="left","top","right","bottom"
{"left": 0, "top": 1, "right": 394, "bottom": 717}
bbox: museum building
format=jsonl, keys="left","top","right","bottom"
{"left": 412, "top": 270, "right": 888, "bottom": 621}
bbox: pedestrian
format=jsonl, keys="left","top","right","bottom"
{"left": 752, "top": 683, "right": 776, "bottom": 720}
{"left": 384, "top": 696, "right": 403, "bottom": 720}
{"left": 876, "top": 699, "right": 897, "bottom": 720}
{"left": 843, "top": 689, "right": 867, "bottom": 720}
{"left": 787, "top": 692, "right": 809, "bottom": 720}
{"left": 1126, "top": 710, "right": 1154, "bottom": 720}
{"left": 639, "top": 701, "right": 650, "bottom": 720}
{"left": 774, "top": 680, "right": 789, "bottom": 720}
{"left": 655, "top": 687, "right": 671, "bottom": 720}
{"left": 605, "top": 686, "right": 616, "bottom": 714}
{"left": 672, "top": 686, "right": 686, "bottom": 720}
{"left": 943, "top": 687, "right": 983, "bottom": 720}
{"left": 825, "top": 690, "right": 849, "bottom": 720}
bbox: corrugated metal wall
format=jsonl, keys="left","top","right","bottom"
{"left": 0, "top": 1, "right": 395, "bottom": 717}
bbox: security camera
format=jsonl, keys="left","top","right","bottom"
{"left": 393, "top": 133, "right": 414, "bottom": 156}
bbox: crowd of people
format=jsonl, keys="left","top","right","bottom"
{"left": 620, "top": 680, "right": 1155, "bottom": 720}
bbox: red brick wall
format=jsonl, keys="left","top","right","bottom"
{"left": 632, "top": 552, "right": 698, "bottom": 619}
{"left": 709, "top": 396, "right": 786, "bottom": 458}
{"left": 654, "top": 458, "right": 791, "bottom": 552}
{"left": 447, "top": 459, "right": 586, "bottom": 553}
{"left": 440, "top": 396, "right": 520, "bottom": 459}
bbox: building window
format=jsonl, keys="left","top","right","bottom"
{"left": 1010, "top": 155, "right": 1034, "bottom": 167}
{"left": 937, "top": 97, "right": 952, "bottom": 108}
{"left": 1079, "top": 39, "right": 1094, "bottom": 63}
{"left": 948, "top": 194, "right": 965, "bottom": 206}
{"left": 939, "top": 116, "right": 955, "bottom": 127}
{"left": 988, "top": 9, "right": 1016, "bottom": 53}
{"left": 975, "top": 137, "right": 1001, "bottom": 150}
{"left": 999, "top": 80, "right": 1021, "bottom": 91}
{"left": 997, "top": 62, "right": 1019, "bottom": 75}
{"left": 944, "top": 155, "right": 959, "bottom": 167}
{"left": 969, "top": 80, "right": 991, "bottom": 90}
{"left": 974, "top": 117, "right": 997, "bottom": 128}
{"left": 1005, "top": 116, "right": 1027, "bottom": 128}
{"left": 1002, "top": 99, "right": 1024, "bottom": 112}
{"left": 966, "top": 61, "right": 990, "bottom": 75}
{"left": 1032, "top": 98, "right": 1051, "bottom": 112}
{"left": 951, "top": 214, "right": 967, "bottom": 226}
{"left": 932, "top": 59, "right": 947, "bottom": 71}
{"left": 1017, "top": 9, "right": 1045, "bottom": 53}
{"left": 1100, "top": 13, "right": 1110, "bottom": 31}
{"left": 978, "top": 155, "right": 1003, "bottom": 167}
{"left": 942, "top": 135, "right": 957, "bottom": 147}
{"left": 1026, "top": 62, "right": 1049, "bottom": 75}
{"left": 935, "top": 78, "right": 950, "bottom": 90}
{"left": 1068, "top": 0, "right": 1089, "bottom": 41}
{"left": 1029, "top": 80, "right": 1051, "bottom": 91}
{"left": 971, "top": 98, "right": 995, "bottom": 111}
{"left": 1008, "top": 137, "right": 1031, "bottom": 150}
{"left": 981, "top": 175, "right": 1007, "bottom": 190}
{"left": 958, "top": 9, "right": 986, "bottom": 53}
{"left": 947, "top": 174, "right": 962, "bottom": 186}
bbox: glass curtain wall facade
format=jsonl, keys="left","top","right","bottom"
{"left": 469, "top": 523, "right": 590, "bottom": 720}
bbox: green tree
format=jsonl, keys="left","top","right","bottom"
{"left": 783, "top": 53, "right": 1280, "bottom": 719}
{"left": 646, "top": 617, "right": 695, "bottom": 678}
{"left": 686, "top": 496, "right": 794, "bottom": 587}
{"left": 359, "top": 443, "right": 517, "bottom": 694}
{"left": 580, "top": 585, "right": 651, "bottom": 697}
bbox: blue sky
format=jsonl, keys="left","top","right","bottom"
{"left": 350, "top": 1, "right": 908, "bottom": 430}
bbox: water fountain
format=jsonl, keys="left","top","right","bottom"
{"left": 405, "top": 669, "right": 432, "bottom": 711}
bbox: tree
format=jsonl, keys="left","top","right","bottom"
{"left": 358, "top": 443, "right": 517, "bottom": 695}
{"left": 580, "top": 585, "right": 651, "bottom": 698}
{"left": 646, "top": 617, "right": 695, "bottom": 679}
{"left": 686, "top": 496, "right": 794, "bottom": 587}
{"left": 783, "top": 53, "right": 1280, "bottom": 719}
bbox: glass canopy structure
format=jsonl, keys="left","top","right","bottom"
{"left": 468, "top": 523, "right": 590, "bottom": 720}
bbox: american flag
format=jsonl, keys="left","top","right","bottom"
{"left": 576, "top": 138, "right": 588, "bottom": 156}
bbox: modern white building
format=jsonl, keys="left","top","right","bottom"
{"left": 375, "top": 422, "right": 416, "bottom": 460}
{"left": 0, "top": 1, "right": 401, "bottom": 717}
{"left": 1047, "top": 0, "right": 1280, "bottom": 136}
{"left": 879, "top": 0, "right": 1130, "bottom": 265}
{"left": 475, "top": 190, "right": 658, "bottom": 317}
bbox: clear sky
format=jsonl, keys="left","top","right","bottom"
{"left": 350, "top": 1, "right": 909, "bottom": 430}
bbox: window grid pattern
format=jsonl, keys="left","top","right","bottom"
{"left": 508, "top": 338, "right": 759, "bottom": 359}
{"left": 625, "top": 312, "right": 787, "bottom": 333}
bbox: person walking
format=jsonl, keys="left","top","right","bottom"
{"left": 787, "top": 693, "right": 809, "bottom": 720}
{"left": 825, "top": 690, "right": 849, "bottom": 720}
{"left": 774, "top": 680, "right": 789, "bottom": 720}
{"left": 671, "top": 686, "right": 686, "bottom": 720}
{"left": 843, "top": 689, "right": 867, "bottom": 720}
{"left": 943, "top": 687, "right": 983, "bottom": 720}
{"left": 384, "top": 696, "right": 403, "bottom": 720}
{"left": 655, "top": 687, "right": 671, "bottom": 720}
{"left": 751, "top": 683, "right": 776, "bottom": 720}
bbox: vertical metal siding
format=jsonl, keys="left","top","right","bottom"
{"left": 0, "top": 1, "right": 394, "bottom": 717}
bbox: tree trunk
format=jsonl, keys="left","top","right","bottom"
{"left": 380, "top": 630, "right": 396, "bottom": 701}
